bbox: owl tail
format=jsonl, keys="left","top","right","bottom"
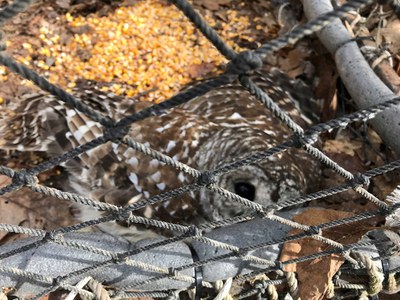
{"left": 0, "top": 87, "right": 154, "bottom": 167}
{"left": 0, "top": 92, "right": 67, "bottom": 153}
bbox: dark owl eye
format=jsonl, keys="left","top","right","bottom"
{"left": 234, "top": 182, "right": 256, "bottom": 201}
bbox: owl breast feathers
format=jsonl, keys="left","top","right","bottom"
{"left": 0, "top": 71, "right": 320, "bottom": 240}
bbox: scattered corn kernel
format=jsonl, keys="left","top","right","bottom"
{"left": 13, "top": 0, "right": 252, "bottom": 102}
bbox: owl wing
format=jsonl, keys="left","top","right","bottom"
{"left": 181, "top": 71, "right": 314, "bottom": 130}
{"left": 181, "top": 72, "right": 320, "bottom": 194}
{"left": 0, "top": 72, "right": 320, "bottom": 238}
{"left": 0, "top": 86, "right": 215, "bottom": 228}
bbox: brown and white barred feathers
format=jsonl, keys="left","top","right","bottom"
{"left": 0, "top": 71, "right": 320, "bottom": 240}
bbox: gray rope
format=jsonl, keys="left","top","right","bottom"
{"left": 0, "top": 0, "right": 37, "bottom": 24}
{"left": 169, "top": 0, "right": 236, "bottom": 60}
{"left": 0, "top": 0, "right": 398, "bottom": 297}
{"left": 255, "top": 0, "right": 373, "bottom": 58}
{"left": 0, "top": 54, "right": 113, "bottom": 127}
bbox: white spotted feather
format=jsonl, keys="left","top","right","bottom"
{"left": 0, "top": 71, "right": 319, "bottom": 240}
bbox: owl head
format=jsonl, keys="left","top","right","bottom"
{"left": 194, "top": 127, "right": 313, "bottom": 223}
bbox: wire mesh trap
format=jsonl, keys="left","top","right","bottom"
{"left": 0, "top": 0, "right": 400, "bottom": 299}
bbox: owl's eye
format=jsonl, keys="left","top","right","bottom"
{"left": 234, "top": 182, "right": 256, "bottom": 201}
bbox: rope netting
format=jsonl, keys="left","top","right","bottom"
{"left": 0, "top": 0, "right": 400, "bottom": 299}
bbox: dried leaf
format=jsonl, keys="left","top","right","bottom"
{"left": 201, "top": 0, "right": 232, "bottom": 11}
{"left": 56, "top": 0, "right": 70, "bottom": 10}
{"left": 379, "top": 18, "right": 400, "bottom": 54}
{"left": 280, "top": 208, "right": 371, "bottom": 300}
{"left": 0, "top": 173, "right": 74, "bottom": 244}
{"left": 0, "top": 176, "right": 26, "bottom": 241}
{"left": 277, "top": 47, "right": 309, "bottom": 78}
{"left": 311, "top": 53, "right": 338, "bottom": 122}
{"left": 187, "top": 62, "right": 215, "bottom": 79}
{"left": 323, "top": 139, "right": 362, "bottom": 156}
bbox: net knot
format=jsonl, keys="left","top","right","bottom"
{"left": 168, "top": 267, "right": 178, "bottom": 277}
{"left": 12, "top": 170, "right": 38, "bottom": 186}
{"left": 52, "top": 276, "right": 63, "bottom": 286}
{"left": 263, "top": 204, "right": 279, "bottom": 215}
{"left": 226, "top": 50, "right": 263, "bottom": 75}
{"left": 43, "top": 231, "right": 63, "bottom": 242}
{"left": 274, "top": 261, "right": 284, "bottom": 270}
{"left": 307, "top": 226, "right": 321, "bottom": 235}
{"left": 43, "top": 231, "right": 55, "bottom": 241}
{"left": 166, "top": 291, "right": 180, "bottom": 300}
{"left": 197, "top": 171, "right": 215, "bottom": 186}
{"left": 254, "top": 280, "right": 267, "bottom": 293}
{"left": 115, "top": 209, "right": 131, "bottom": 222}
{"left": 235, "top": 248, "right": 248, "bottom": 257}
{"left": 112, "top": 253, "right": 125, "bottom": 264}
{"left": 379, "top": 204, "right": 394, "bottom": 215}
{"left": 350, "top": 173, "right": 370, "bottom": 187}
{"left": 291, "top": 133, "right": 309, "bottom": 148}
{"left": 104, "top": 123, "right": 129, "bottom": 142}
{"left": 188, "top": 225, "right": 202, "bottom": 237}
{"left": 0, "top": 30, "right": 6, "bottom": 51}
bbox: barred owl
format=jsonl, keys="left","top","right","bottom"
{"left": 0, "top": 71, "right": 319, "bottom": 240}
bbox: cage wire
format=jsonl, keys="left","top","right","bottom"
{"left": 0, "top": 0, "right": 400, "bottom": 299}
